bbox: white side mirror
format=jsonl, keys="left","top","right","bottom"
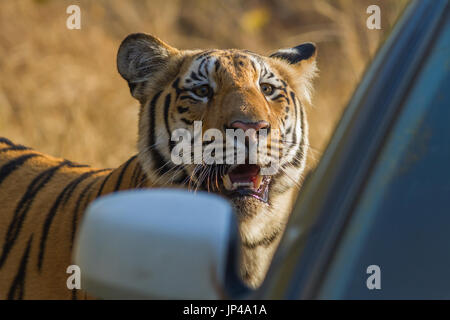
{"left": 74, "top": 189, "right": 244, "bottom": 299}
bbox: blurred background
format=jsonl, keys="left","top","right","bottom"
{"left": 0, "top": 0, "right": 408, "bottom": 169}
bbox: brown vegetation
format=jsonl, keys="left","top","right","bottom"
{"left": 0, "top": 0, "right": 408, "bottom": 168}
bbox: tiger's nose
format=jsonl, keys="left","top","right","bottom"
{"left": 229, "top": 120, "right": 270, "bottom": 144}
{"left": 230, "top": 120, "right": 270, "bottom": 132}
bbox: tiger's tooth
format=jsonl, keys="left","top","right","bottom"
{"left": 223, "top": 174, "right": 233, "bottom": 190}
{"left": 254, "top": 174, "right": 263, "bottom": 189}
{"left": 233, "top": 182, "right": 253, "bottom": 188}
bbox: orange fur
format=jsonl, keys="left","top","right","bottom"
{"left": 0, "top": 34, "right": 317, "bottom": 299}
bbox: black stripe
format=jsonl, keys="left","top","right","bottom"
{"left": 7, "top": 235, "right": 33, "bottom": 300}
{"left": 290, "top": 91, "right": 299, "bottom": 147}
{"left": 195, "top": 50, "right": 216, "bottom": 61}
{"left": 0, "top": 145, "right": 30, "bottom": 153}
{"left": 128, "top": 82, "right": 137, "bottom": 95}
{"left": 70, "top": 176, "right": 102, "bottom": 249}
{"left": 114, "top": 155, "right": 137, "bottom": 191}
{"left": 62, "top": 169, "right": 109, "bottom": 206}
{"left": 181, "top": 118, "right": 194, "bottom": 125}
{"left": 278, "top": 81, "right": 288, "bottom": 96}
{"left": 249, "top": 60, "right": 257, "bottom": 74}
{"left": 198, "top": 58, "right": 207, "bottom": 78}
{"left": 62, "top": 161, "right": 90, "bottom": 168}
{"left": 148, "top": 91, "right": 189, "bottom": 183}
{"left": 163, "top": 94, "right": 175, "bottom": 151}
{"left": 0, "top": 137, "right": 14, "bottom": 146}
{"left": 177, "top": 106, "right": 190, "bottom": 113}
{"left": 270, "top": 52, "right": 303, "bottom": 64}
{"left": 291, "top": 104, "right": 307, "bottom": 168}
{"left": 0, "top": 153, "right": 40, "bottom": 187}
{"left": 37, "top": 170, "right": 105, "bottom": 270}
{"left": 148, "top": 91, "right": 163, "bottom": 149}
{"left": 279, "top": 93, "right": 297, "bottom": 157}
{"left": 172, "top": 77, "right": 187, "bottom": 100}
{"left": 262, "top": 66, "right": 268, "bottom": 78}
{"left": 204, "top": 57, "right": 211, "bottom": 77}
{"left": 149, "top": 91, "right": 173, "bottom": 176}
{"left": 95, "top": 170, "right": 114, "bottom": 198}
{"left": 270, "top": 99, "right": 306, "bottom": 198}
{"left": 190, "top": 72, "right": 201, "bottom": 81}
{"left": 129, "top": 159, "right": 142, "bottom": 188}
{"left": 180, "top": 95, "right": 201, "bottom": 103}
{"left": 139, "top": 171, "right": 148, "bottom": 186}
{"left": 242, "top": 228, "right": 281, "bottom": 249}
{"left": 215, "top": 60, "right": 221, "bottom": 72}
{"left": 0, "top": 161, "right": 69, "bottom": 269}
{"left": 272, "top": 93, "right": 285, "bottom": 102}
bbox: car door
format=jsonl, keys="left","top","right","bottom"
{"left": 253, "top": 0, "right": 450, "bottom": 299}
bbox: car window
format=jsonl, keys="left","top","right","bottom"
{"left": 318, "top": 11, "right": 450, "bottom": 299}
{"left": 255, "top": 0, "right": 449, "bottom": 300}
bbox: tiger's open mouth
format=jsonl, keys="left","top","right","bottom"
{"left": 222, "top": 164, "right": 271, "bottom": 203}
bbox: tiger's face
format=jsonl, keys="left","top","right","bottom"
{"left": 117, "top": 33, "right": 317, "bottom": 222}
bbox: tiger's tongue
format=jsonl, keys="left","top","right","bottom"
{"left": 228, "top": 164, "right": 260, "bottom": 184}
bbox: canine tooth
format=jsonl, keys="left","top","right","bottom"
{"left": 223, "top": 174, "right": 233, "bottom": 190}
{"left": 254, "top": 175, "right": 263, "bottom": 189}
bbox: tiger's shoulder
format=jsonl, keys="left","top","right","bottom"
{"left": 0, "top": 137, "right": 146, "bottom": 299}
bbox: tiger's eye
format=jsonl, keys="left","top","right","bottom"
{"left": 192, "top": 85, "right": 212, "bottom": 98}
{"left": 260, "top": 83, "right": 274, "bottom": 96}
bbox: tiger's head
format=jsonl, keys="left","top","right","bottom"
{"left": 117, "top": 33, "right": 317, "bottom": 234}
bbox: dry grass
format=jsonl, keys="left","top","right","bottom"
{"left": 0, "top": 0, "right": 408, "bottom": 168}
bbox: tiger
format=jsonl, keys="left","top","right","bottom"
{"left": 0, "top": 33, "right": 317, "bottom": 299}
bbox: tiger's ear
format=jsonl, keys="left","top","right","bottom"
{"left": 269, "top": 43, "right": 317, "bottom": 65}
{"left": 117, "top": 33, "right": 179, "bottom": 101}
{"left": 270, "top": 43, "right": 318, "bottom": 104}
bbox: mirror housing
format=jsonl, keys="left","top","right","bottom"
{"left": 74, "top": 189, "right": 244, "bottom": 299}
